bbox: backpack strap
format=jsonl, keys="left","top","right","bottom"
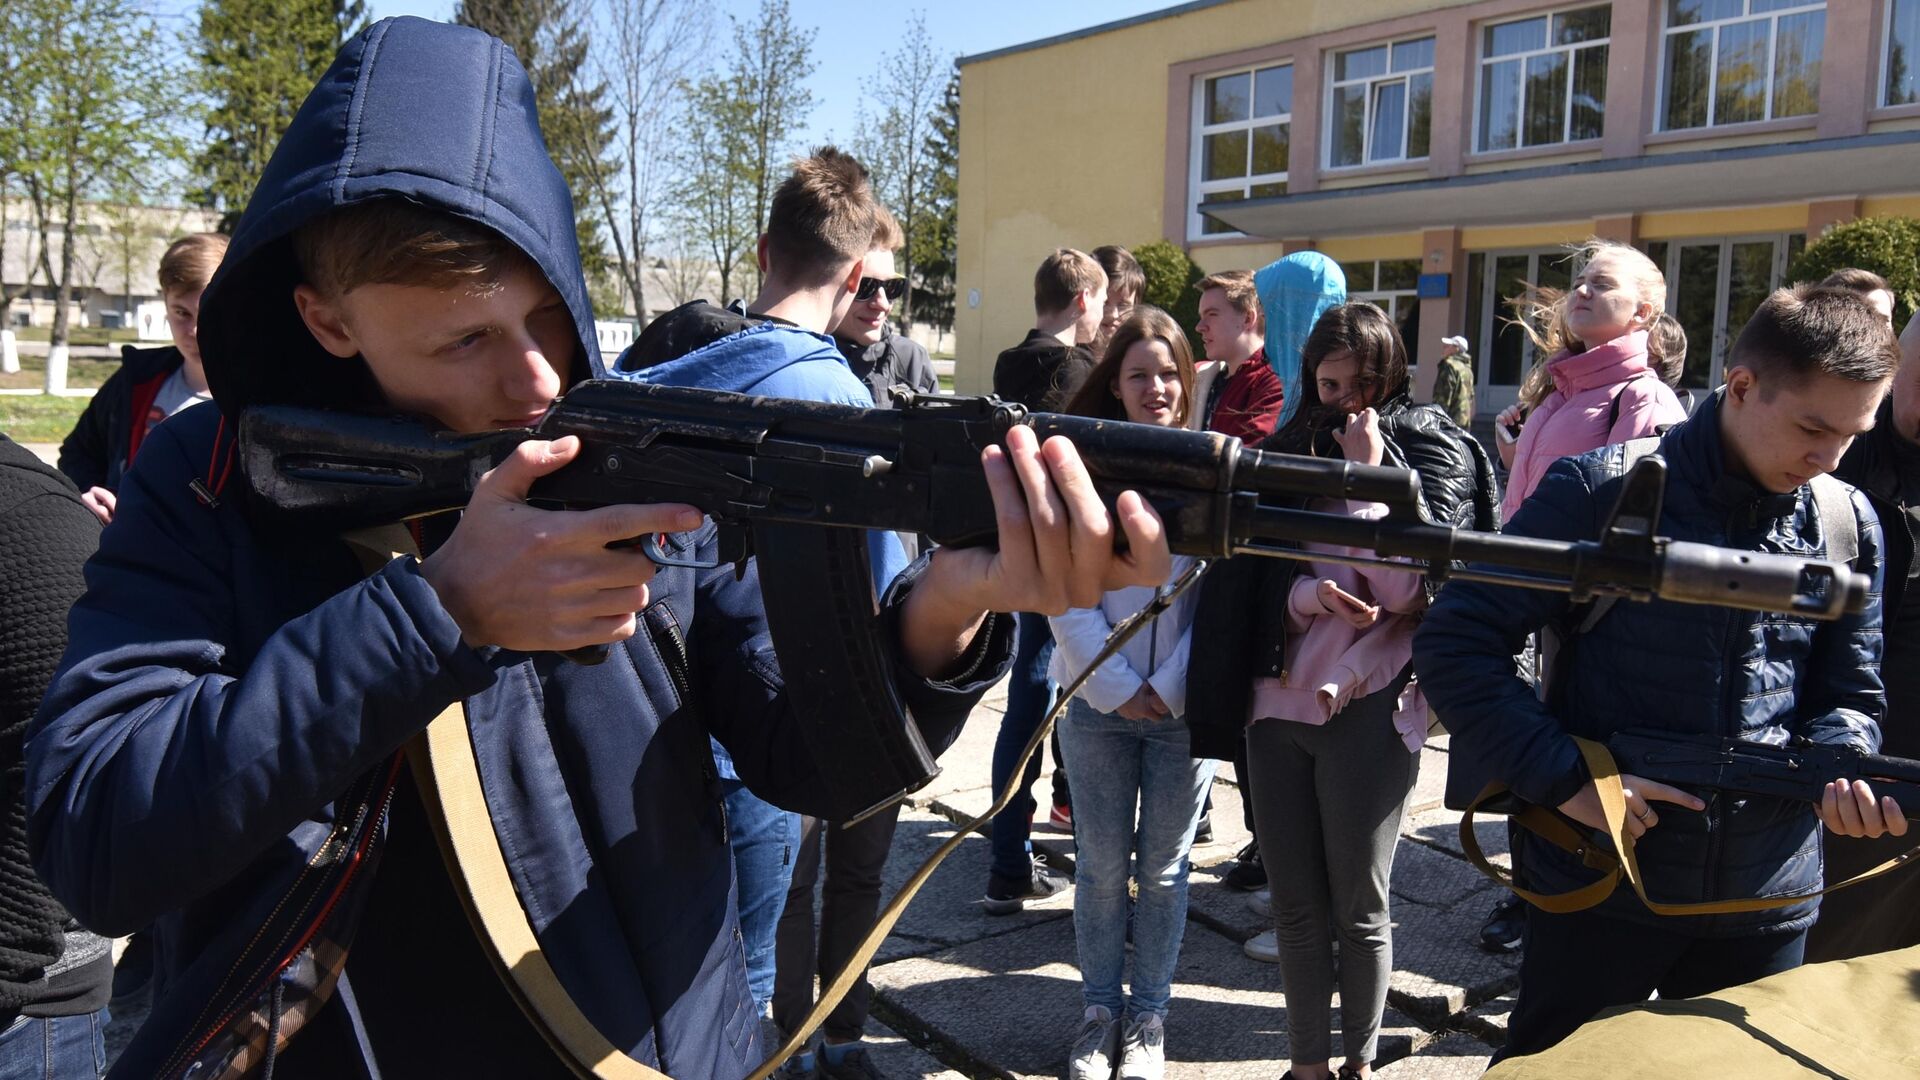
{"left": 1808, "top": 473, "right": 1860, "bottom": 568}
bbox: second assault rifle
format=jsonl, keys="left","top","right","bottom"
{"left": 239, "top": 379, "right": 1868, "bottom": 821}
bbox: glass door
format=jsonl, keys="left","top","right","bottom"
{"left": 1464, "top": 247, "right": 1577, "bottom": 414}
{"left": 1642, "top": 233, "right": 1803, "bottom": 390}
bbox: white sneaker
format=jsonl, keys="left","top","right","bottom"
{"left": 1243, "top": 927, "right": 1278, "bottom": 963}
{"left": 1118, "top": 1012, "right": 1165, "bottom": 1080}
{"left": 1068, "top": 1004, "right": 1120, "bottom": 1080}
{"left": 1246, "top": 887, "right": 1271, "bottom": 917}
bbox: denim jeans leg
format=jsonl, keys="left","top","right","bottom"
{"left": 1128, "top": 719, "right": 1215, "bottom": 1018}
{"left": 989, "top": 612, "right": 1055, "bottom": 882}
{"left": 1055, "top": 698, "right": 1140, "bottom": 1016}
{"left": 724, "top": 778, "right": 801, "bottom": 1013}
{"left": 0, "top": 1007, "right": 109, "bottom": 1080}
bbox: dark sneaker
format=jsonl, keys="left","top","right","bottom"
{"left": 1222, "top": 840, "right": 1265, "bottom": 891}
{"left": 1192, "top": 814, "right": 1214, "bottom": 845}
{"left": 1478, "top": 894, "right": 1527, "bottom": 953}
{"left": 983, "top": 854, "right": 1071, "bottom": 916}
{"left": 820, "top": 1044, "right": 885, "bottom": 1080}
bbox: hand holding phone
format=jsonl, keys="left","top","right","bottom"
{"left": 1317, "top": 578, "right": 1380, "bottom": 629}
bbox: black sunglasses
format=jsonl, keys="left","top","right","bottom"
{"left": 854, "top": 276, "right": 908, "bottom": 302}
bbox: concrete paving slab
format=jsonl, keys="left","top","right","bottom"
{"left": 1390, "top": 838, "right": 1501, "bottom": 913}
{"left": 1184, "top": 875, "right": 1268, "bottom": 943}
{"left": 760, "top": 1014, "right": 970, "bottom": 1080}
{"left": 914, "top": 701, "right": 1015, "bottom": 807}
{"left": 1386, "top": 897, "right": 1521, "bottom": 1025}
{"left": 1408, "top": 746, "right": 1452, "bottom": 815}
{"left": 862, "top": 810, "right": 1072, "bottom": 964}
{"left": 1191, "top": 777, "right": 1252, "bottom": 868}
{"left": 1403, "top": 806, "right": 1511, "bottom": 870}
{"left": 1463, "top": 992, "right": 1514, "bottom": 1048}
{"left": 1372, "top": 1033, "right": 1494, "bottom": 1079}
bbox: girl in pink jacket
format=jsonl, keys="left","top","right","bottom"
{"left": 1496, "top": 240, "right": 1688, "bottom": 522}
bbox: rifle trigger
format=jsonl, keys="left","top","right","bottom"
{"left": 642, "top": 533, "right": 722, "bottom": 570}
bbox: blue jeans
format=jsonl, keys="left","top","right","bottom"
{"left": 0, "top": 1008, "right": 108, "bottom": 1080}
{"left": 722, "top": 777, "right": 801, "bottom": 1013}
{"left": 1057, "top": 697, "right": 1216, "bottom": 1018}
{"left": 989, "top": 613, "right": 1055, "bottom": 883}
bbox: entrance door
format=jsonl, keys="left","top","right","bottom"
{"left": 1464, "top": 248, "right": 1576, "bottom": 414}
{"left": 1646, "top": 234, "right": 1805, "bottom": 390}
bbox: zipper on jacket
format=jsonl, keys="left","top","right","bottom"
{"left": 646, "top": 603, "right": 730, "bottom": 846}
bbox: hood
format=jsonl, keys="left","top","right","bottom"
{"left": 621, "top": 322, "right": 842, "bottom": 394}
{"left": 197, "top": 17, "right": 596, "bottom": 418}
{"left": 1548, "top": 330, "right": 1652, "bottom": 395}
{"left": 1254, "top": 252, "right": 1347, "bottom": 428}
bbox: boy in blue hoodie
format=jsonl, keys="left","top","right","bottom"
{"left": 26, "top": 20, "right": 1173, "bottom": 1079}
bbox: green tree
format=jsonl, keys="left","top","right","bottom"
{"left": 1133, "top": 239, "right": 1207, "bottom": 356}
{"left": 729, "top": 0, "right": 815, "bottom": 296}
{"left": 456, "top": 0, "right": 616, "bottom": 288}
{"left": 193, "top": 0, "right": 363, "bottom": 231}
{"left": 850, "top": 14, "right": 945, "bottom": 330}
{"left": 1787, "top": 216, "right": 1920, "bottom": 331}
{"left": 910, "top": 69, "right": 959, "bottom": 335}
{"left": 5, "top": 0, "right": 187, "bottom": 391}
{"left": 670, "top": 75, "right": 756, "bottom": 304}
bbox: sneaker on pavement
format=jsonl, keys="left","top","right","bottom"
{"left": 1068, "top": 1005, "right": 1121, "bottom": 1080}
{"left": 1118, "top": 1012, "right": 1165, "bottom": 1080}
{"left": 1049, "top": 802, "right": 1074, "bottom": 833}
{"left": 1479, "top": 894, "right": 1527, "bottom": 953}
{"left": 1243, "top": 928, "right": 1278, "bottom": 963}
{"left": 983, "top": 853, "right": 1072, "bottom": 916}
{"left": 820, "top": 1043, "right": 885, "bottom": 1080}
{"left": 779, "top": 1045, "right": 819, "bottom": 1079}
{"left": 1246, "top": 887, "right": 1271, "bottom": 917}
{"left": 1222, "top": 840, "right": 1266, "bottom": 891}
{"left": 1192, "top": 814, "right": 1213, "bottom": 845}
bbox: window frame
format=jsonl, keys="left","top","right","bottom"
{"left": 1188, "top": 61, "right": 1296, "bottom": 241}
{"left": 1882, "top": 0, "right": 1920, "bottom": 108}
{"left": 1323, "top": 34, "right": 1437, "bottom": 171}
{"left": 1654, "top": 0, "right": 1828, "bottom": 132}
{"left": 1473, "top": 4, "right": 1613, "bottom": 154}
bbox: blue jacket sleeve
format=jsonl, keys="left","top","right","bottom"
{"left": 25, "top": 421, "right": 496, "bottom": 935}
{"left": 1796, "top": 486, "right": 1885, "bottom": 753}
{"left": 1412, "top": 457, "right": 1597, "bottom": 808}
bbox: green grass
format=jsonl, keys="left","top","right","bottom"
{"left": 0, "top": 355, "right": 121, "bottom": 391}
{"left": 12, "top": 327, "right": 141, "bottom": 345}
{"left": 0, "top": 394, "right": 88, "bottom": 443}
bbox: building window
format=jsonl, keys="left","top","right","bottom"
{"left": 1327, "top": 37, "right": 1435, "bottom": 168}
{"left": 1641, "top": 233, "right": 1803, "bottom": 387}
{"left": 1477, "top": 5, "right": 1611, "bottom": 152}
{"left": 1341, "top": 259, "right": 1423, "bottom": 364}
{"left": 1887, "top": 0, "right": 1920, "bottom": 105}
{"left": 1191, "top": 63, "right": 1293, "bottom": 237}
{"left": 1659, "top": 0, "right": 1825, "bottom": 131}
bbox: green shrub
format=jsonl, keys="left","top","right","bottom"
{"left": 1132, "top": 239, "right": 1207, "bottom": 356}
{"left": 1786, "top": 216, "right": 1920, "bottom": 331}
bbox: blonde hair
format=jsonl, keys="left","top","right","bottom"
{"left": 1511, "top": 238, "right": 1668, "bottom": 409}
{"left": 1197, "top": 269, "right": 1264, "bottom": 335}
{"left": 1646, "top": 311, "right": 1688, "bottom": 387}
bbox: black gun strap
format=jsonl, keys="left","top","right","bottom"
{"left": 1462, "top": 736, "right": 1920, "bottom": 916}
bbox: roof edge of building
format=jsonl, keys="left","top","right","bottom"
{"left": 958, "top": 0, "right": 1240, "bottom": 67}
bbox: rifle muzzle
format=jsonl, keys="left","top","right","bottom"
{"left": 1658, "top": 540, "right": 1867, "bottom": 619}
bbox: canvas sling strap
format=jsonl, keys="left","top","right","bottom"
{"left": 346, "top": 537, "right": 1205, "bottom": 1079}
{"left": 1461, "top": 737, "right": 1920, "bottom": 916}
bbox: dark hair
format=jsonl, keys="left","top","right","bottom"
{"left": 1034, "top": 248, "right": 1105, "bottom": 316}
{"left": 158, "top": 233, "right": 230, "bottom": 295}
{"left": 764, "top": 146, "right": 881, "bottom": 289}
{"left": 1269, "top": 302, "right": 1409, "bottom": 452}
{"left": 292, "top": 198, "right": 533, "bottom": 297}
{"left": 1819, "top": 267, "right": 1892, "bottom": 299}
{"left": 1730, "top": 283, "right": 1899, "bottom": 391}
{"left": 1093, "top": 245, "right": 1145, "bottom": 303}
{"left": 1646, "top": 311, "right": 1688, "bottom": 387}
{"left": 1062, "top": 306, "right": 1196, "bottom": 425}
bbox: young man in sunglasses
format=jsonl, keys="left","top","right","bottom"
{"left": 831, "top": 206, "right": 938, "bottom": 410}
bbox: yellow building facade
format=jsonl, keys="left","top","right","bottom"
{"left": 954, "top": 0, "right": 1920, "bottom": 415}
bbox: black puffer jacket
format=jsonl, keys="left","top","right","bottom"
{"left": 1184, "top": 391, "right": 1499, "bottom": 759}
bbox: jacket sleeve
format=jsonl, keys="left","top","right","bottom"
{"left": 1049, "top": 604, "right": 1144, "bottom": 714}
{"left": 55, "top": 367, "right": 123, "bottom": 492}
{"left": 700, "top": 547, "right": 1015, "bottom": 811}
{"left": 1412, "top": 457, "right": 1597, "bottom": 808}
{"left": 1795, "top": 487, "right": 1886, "bottom": 753}
{"left": 1147, "top": 623, "right": 1194, "bottom": 719}
{"left": 901, "top": 340, "right": 940, "bottom": 395}
{"left": 26, "top": 423, "right": 498, "bottom": 935}
{"left": 1240, "top": 374, "right": 1287, "bottom": 442}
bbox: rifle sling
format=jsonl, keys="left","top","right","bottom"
{"left": 1461, "top": 736, "right": 1920, "bottom": 916}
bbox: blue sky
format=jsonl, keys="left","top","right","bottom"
{"left": 365, "top": 0, "right": 1176, "bottom": 144}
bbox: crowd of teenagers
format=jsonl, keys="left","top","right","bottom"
{"left": 0, "top": 17, "right": 1918, "bottom": 1080}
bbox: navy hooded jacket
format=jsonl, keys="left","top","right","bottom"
{"left": 1413, "top": 392, "right": 1885, "bottom": 936}
{"left": 26, "top": 19, "right": 1008, "bottom": 1078}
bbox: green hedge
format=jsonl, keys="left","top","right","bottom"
{"left": 1132, "top": 240, "right": 1207, "bottom": 356}
{"left": 1786, "top": 216, "right": 1920, "bottom": 331}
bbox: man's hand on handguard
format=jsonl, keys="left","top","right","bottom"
{"left": 1818, "top": 779, "right": 1908, "bottom": 839}
{"left": 421, "top": 436, "right": 703, "bottom": 652}
{"left": 899, "top": 425, "right": 1171, "bottom": 679}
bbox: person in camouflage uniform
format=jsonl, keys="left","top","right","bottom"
{"left": 1434, "top": 334, "right": 1475, "bottom": 428}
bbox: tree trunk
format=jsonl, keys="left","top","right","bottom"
{"left": 46, "top": 175, "right": 77, "bottom": 395}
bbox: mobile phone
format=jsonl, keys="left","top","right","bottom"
{"left": 1324, "top": 582, "right": 1374, "bottom": 614}
{"left": 1497, "top": 419, "right": 1521, "bottom": 444}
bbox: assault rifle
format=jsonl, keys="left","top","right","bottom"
{"left": 1609, "top": 729, "right": 1920, "bottom": 816}
{"left": 239, "top": 379, "right": 1868, "bottom": 821}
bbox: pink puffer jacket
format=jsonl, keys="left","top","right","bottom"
{"left": 1499, "top": 330, "right": 1688, "bottom": 522}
